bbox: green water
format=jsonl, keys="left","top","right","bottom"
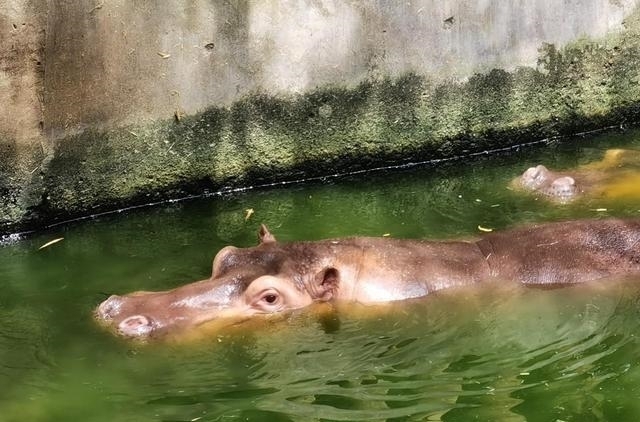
{"left": 3, "top": 130, "right": 640, "bottom": 421}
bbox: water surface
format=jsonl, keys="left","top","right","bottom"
{"left": 2, "top": 130, "right": 640, "bottom": 421}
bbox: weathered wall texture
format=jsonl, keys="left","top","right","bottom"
{"left": 1, "top": 0, "right": 48, "bottom": 228}
{"left": 2, "top": 0, "right": 640, "bottom": 233}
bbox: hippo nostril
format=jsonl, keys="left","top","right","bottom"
{"left": 532, "top": 165, "right": 545, "bottom": 177}
{"left": 522, "top": 166, "right": 538, "bottom": 180}
{"left": 549, "top": 176, "right": 578, "bottom": 198}
{"left": 96, "top": 295, "right": 123, "bottom": 320}
{"left": 118, "top": 315, "right": 156, "bottom": 338}
{"left": 556, "top": 176, "right": 575, "bottom": 186}
{"left": 522, "top": 165, "right": 549, "bottom": 189}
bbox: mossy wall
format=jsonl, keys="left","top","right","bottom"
{"left": 2, "top": 0, "right": 640, "bottom": 234}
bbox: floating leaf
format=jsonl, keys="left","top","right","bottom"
{"left": 382, "top": 233, "right": 391, "bottom": 237}
{"left": 38, "top": 237, "right": 64, "bottom": 250}
{"left": 477, "top": 225, "right": 493, "bottom": 232}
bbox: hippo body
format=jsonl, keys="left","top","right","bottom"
{"left": 514, "top": 149, "right": 640, "bottom": 202}
{"left": 96, "top": 219, "right": 640, "bottom": 339}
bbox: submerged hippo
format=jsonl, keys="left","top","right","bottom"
{"left": 516, "top": 164, "right": 582, "bottom": 201}
{"left": 96, "top": 219, "right": 640, "bottom": 340}
{"left": 514, "top": 149, "right": 640, "bottom": 202}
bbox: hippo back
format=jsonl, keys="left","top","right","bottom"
{"left": 476, "top": 219, "right": 640, "bottom": 285}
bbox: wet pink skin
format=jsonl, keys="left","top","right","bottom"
{"left": 96, "top": 220, "right": 640, "bottom": 340}
{"left": 519, "top": 165, "right": 580, "bottom": 201}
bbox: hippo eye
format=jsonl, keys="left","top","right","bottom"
{"left": 260, "top": 292, "right": 280, "bottom": 306}
{"left": 252, "top": 290, "right": 283, "bottom": 312}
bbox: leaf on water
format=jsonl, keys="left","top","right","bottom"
{"left": 245, "top": 208, "right": 254, "bottom": 221}
{"left": 382, "top": 233, "right": 391, "bottom": 237}
{"left": 38, "top": 238, "right": 64, "bottom": 250}
{"left": 477, "top": 225, "right": 493, "bottom": 232}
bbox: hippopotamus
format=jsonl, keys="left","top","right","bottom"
{"left": 513, "top": 149, "right": 640, "bottom": 202}
{"left": 95, "top": 219, "right": 640, "bottom": 340}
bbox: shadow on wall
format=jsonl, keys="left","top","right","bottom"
{"left": 0, "top": 74, "right": 417, "bottom": 232}
{"left": 0, "top": 137, "right": 51, "bottom": 231}
{"left": 211, "top": 0, "right": 255, "bottom": 90}
{"left": 43, "top": 0, "right": 255, "bottom": 136}
{"left": 0, "top": 140, "right": 23, "bottom": 227}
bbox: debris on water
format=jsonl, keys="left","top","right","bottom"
{"left": 38, "top": 238, "right": 64, "bottom": 250}
{"left": 157, "top": 52, "right": 171, "bottom": 59}
{"left": 245, "top": 208, "right": 254, "bottom": 221}
{"left": 593, "top": 208, "right": 608, "bottom": 212}
{"left": 382, "top": 233, "right": 391, "bottom": 237}
{"left": 477, "top": 225, "right": 493, "bottom": 232}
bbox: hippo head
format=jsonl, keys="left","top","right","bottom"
{"left": 519, "top": 165, "right": 579, "bottom": 202}
{"left": 95, "top": 225, "right": 340, "bottom": 340}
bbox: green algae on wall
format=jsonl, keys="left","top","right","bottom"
{"left": 0, "top": 140, "right": 47, "bottom": 229}
{"left": 5, "top": 6, "right": 640, "bottom": 234}
{"left": 33, "top": 11, "right": 640, "bottom": 227}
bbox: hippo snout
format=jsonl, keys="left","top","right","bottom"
{"left": 96, "top": 295, "right": 124, "bottom": 320}
{"left": 521, "top": 165, "right": 549, "bottom": 189}
{"left": 94, "top": 276, "right": 250, "bottom": 340}
{"left": 95, "top": 295, "right": 160, "bottom": 338}
{"left": 118, "top": 315, "right": 156, "bottom": 337}
{"left": 547, "top": 176, "right": 577, "bottom": 199}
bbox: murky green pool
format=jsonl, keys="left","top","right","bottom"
{"left": 3, "top": 130, "right": 640, "bottom": 421}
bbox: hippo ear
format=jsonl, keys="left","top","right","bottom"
{"left": 258, "top": 224, "right": 277, "bottom": 244}
{"left": 313, "top": 267, "right": 340, "bottom": 301}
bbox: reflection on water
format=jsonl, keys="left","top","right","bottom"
{"left": 2, "top": 129, "right": 640, "bottom": 421}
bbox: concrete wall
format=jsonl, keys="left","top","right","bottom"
{"left": 2, "top": 0, "right": 640, "bottom": 233}
{"left": 1, "top": 0, "right": 47, "bottom": 228}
